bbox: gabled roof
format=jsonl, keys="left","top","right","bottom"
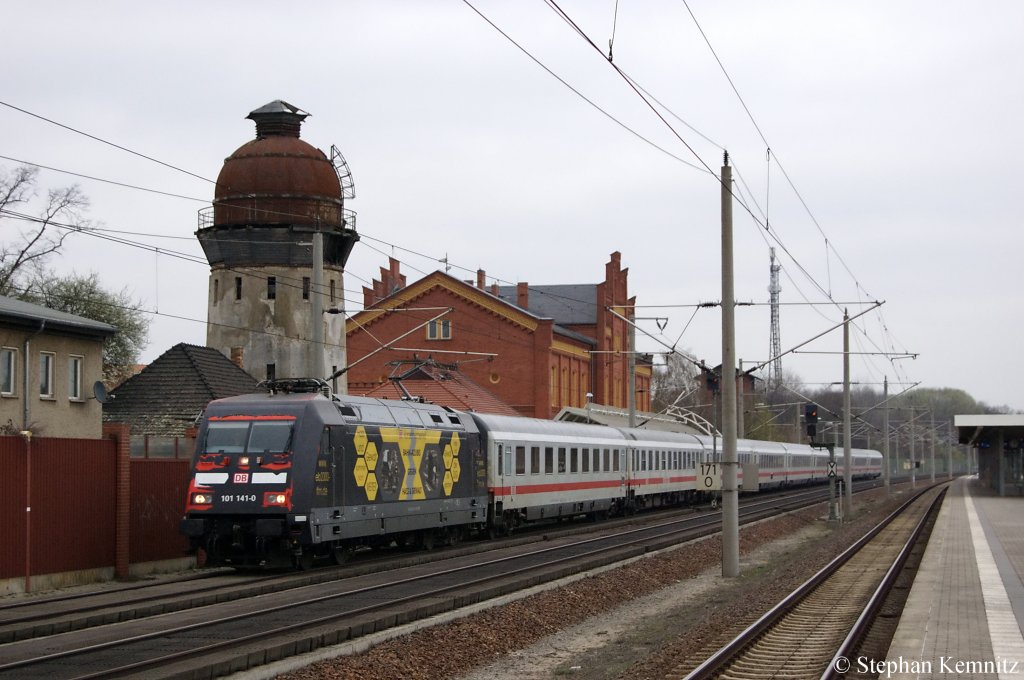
{"left": 496, "top": 284, "right": 599, "bottom": 325}
{"left": 0, "top": 295, "right": 116, "bottom": 339}
{"left": 347, "top": 271, "right": 595, "bottom": 346}
{"left": 347, "top": 270, "right": 545, "bottom": 334}
{"left": 103, "top": 343, "right": 260, "bottom": 436}
{"left": 353, "top": 363, "right": 520, "bottom": 416}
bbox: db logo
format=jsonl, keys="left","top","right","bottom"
{"left": 233, "top": 473, "right": 249, "bottom": 484}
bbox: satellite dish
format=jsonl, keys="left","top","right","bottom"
{"left": 93, "top": 381, "right": 111, "bottom": 404}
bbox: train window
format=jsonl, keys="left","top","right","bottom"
{"left": 545, "top": 447, "right": 554, "bottom": 474}
{"left": 570, "top": 448, "right": 578, "bottom": 474}
{"left": 558, "top": 448, "right": 566, "bottom": 473}
{"left": 249, "top": 421, "right": 292, "bottom": 453}
{"left": 447, "top": 414, "right": 462, "bottom": 426}
{"left": 641, "top": 450, "right": 647, "bottom": 472}
{"left": 515, "top": 446, "right": 526, "bottom": 475}
{"left": 603, "top": 448, "right": 610, "bottom": 471}
{"left": 338, "top": 404, "right": 358, "bottom": 418}
{"left": 531, "top": 447, "right": 540, "bottom": 475}
{"left": 503, "top": 445, "right": 513, "bottom": 476}
{"left": 581, "top": 448, "right": 589, "bottom": 473}
{"left": 593, "top": 448, "right": 600, "bottom": 472}
{"left": 662, "top": 451, "right": 667, "bottom": 470}
{"left": 613, "top": 449, "right": 620, "bottom": 472}
{"left": 205, "top": 422, "right": 248, "bottom": 453}
{"left": 429, "top": 413, "right": 444, "bottom": 424}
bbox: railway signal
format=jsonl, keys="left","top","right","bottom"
{"left": 805, "top": 403, "right": 819, "bottom": 438}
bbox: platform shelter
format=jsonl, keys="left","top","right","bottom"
{"left": 956, "top": 414, "right": 1024, "bottom": 496}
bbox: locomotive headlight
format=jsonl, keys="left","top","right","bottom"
{"left": 193, "top": 493, "right": 212, "bottom": 505}
{"left": 239, "top": 456, "right": 250, "bottom": 467}
{"left": 263, "top": 492, "right": 288, "bottom": 507}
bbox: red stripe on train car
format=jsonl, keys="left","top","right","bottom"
{"left": 490, "top": 479, "right": 624, "bottom": 495}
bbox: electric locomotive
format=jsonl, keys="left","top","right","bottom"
{"left": 180, "top": 380, "right": 488, "bottom": 568}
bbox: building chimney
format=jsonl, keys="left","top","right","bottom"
{"left": 230, "top": 346, "right": 245, "bottom": 369}
{"left": 476, "top": 269, "right": 486, "bottom": 289}
{"left": 517, "top": 282, "right": 529, "bottom": 309}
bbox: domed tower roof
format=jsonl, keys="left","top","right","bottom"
{"left": 197, "top": 100, "right": 358, "bottom": 269}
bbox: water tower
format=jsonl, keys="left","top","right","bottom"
{"left": 196, "top": 100, "right": 358, "bottom": 390}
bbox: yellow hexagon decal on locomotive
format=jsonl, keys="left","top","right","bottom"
{"left": 443, "top": 470, "right": 454, "bottom": 496}
{"left": 354, "top": 426, "right": 368, "bottom": 456}
{"left": 354, "top": 456, "right": 368, "bottom": 487}
{"left": 450, "top": 455, "right": 461, "bottom": 483}
{"left": 450, "top": 431, "right": 461, "bottom": 456}
{"left": 364, "top": 441, "right": 379, "bottom": 471}
{"left": 443, "top": 443, "right": 454, "bottom": 470}
{"left": 364, "top": 472, "right": 379, "bottom": 501}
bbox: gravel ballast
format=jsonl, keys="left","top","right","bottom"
{"left": 269, "top": 486, "right": 917, "bottom": 680}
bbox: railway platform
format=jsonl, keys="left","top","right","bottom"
{"left": 883, "top": 476, "right": 1024, "bottom": 678}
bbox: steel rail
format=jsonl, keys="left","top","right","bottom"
{"left": 683, "top": 484, "right": 943, "bottom": 680}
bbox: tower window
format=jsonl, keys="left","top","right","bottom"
{"left": 302, "top": 277, "right": 310, "bottom": 301}
{"left": 213, "top": 279, "right": 219, "bottom": 306}
{"left": 266, "top": 363, "right": 276, "bottom": 381}
{"left": 426, "top": 319, "right": 451, "bottom": 340}
{"left": 267, "top": 276, "right": 277, "bottom": 300}
{"left": 234, "top": 277, "right": 242, "bottom": 301}
{"left": 329, "top": 280, "right": 336, "bottom": 302}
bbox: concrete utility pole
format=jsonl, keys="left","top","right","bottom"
{"left": 930, "top": 413, "right": 936, "bottom": 483}
{"left": 627, "top": 314, "right": 637, "bottom": 428}
{"left": 883, "top": 376, "right": 891, "bottom": 495}
{"left": 720, "top": 153, "right": 739, "bottom": 578}
{"left": 310, "top": 228, "right": 325, "bottom": 380}
{"left": 737, "top": 359, "right": 745, "bottom": 439}
{"left": 910, "top": 414, "right": 916, "bottom": 489}
{"left": 842, "top": 310, "right": 853, "bottom": 518}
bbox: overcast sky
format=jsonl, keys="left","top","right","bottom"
{"left": 3, "top": 1, "right": 1022, "bottom": 411}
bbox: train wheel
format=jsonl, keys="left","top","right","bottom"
{"left": 331, "top": 543, "right": 352, "bottom": 566}
{"left": 446, "top": 526, "right": 464, "bottom": 546}
{"left": 296, "top": 551, "right": 314, "bottom": 571}
{"left": 421, "top": 530, "right": 436, "bottom": 552}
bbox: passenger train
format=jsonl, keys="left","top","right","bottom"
{"left": 179, "top": 380, "right": 882, "bottom": 568}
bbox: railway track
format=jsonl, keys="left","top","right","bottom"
{"left": 0, "top": 482, "right": 884, "bottom": 680}
{"left": 682, "top": 483, "right": 945, "bottom": 680}
{"left": 0, "top": 480, "right": 867, "bottom": 647}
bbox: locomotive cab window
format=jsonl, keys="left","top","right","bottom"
{"left": 205, "top": 419, "right": 294, "bottom": 454}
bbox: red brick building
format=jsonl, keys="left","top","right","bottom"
{"left": 346, "top": 252, "right": 651, "bottom": 418}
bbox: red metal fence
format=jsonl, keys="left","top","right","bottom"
{"left": 129, "top": 459, "right": 191, "bottom": 563}
{"left": 0, "top": 431, "right": 193, "bottom": 586}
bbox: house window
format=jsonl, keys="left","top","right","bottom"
{"left": 39, "top": 352, "right": 55, "bottom": 399}
{"left": 69, "top": 355, "right": 83, "bottom": 401}
{"left": 426, "top": 319, "right": 451, "bottom": 340}
{"left": 266, "top": 363, "right": 276, "bottom": 381}
{"left": 267, "top": 276, "right": 277, "bottom": 300}
{"left": 234, "top": 276, "right": 242, "bottom": 301}
{"left": 302, "top": 277, "right": 311, "bottom": 301}
{"left": 1, "top": 347, "right": 15, "bottom": 396}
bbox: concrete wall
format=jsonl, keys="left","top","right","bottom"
{"left": 206, "top": 264, "right": 347, "bottom": 387}
{"left": 0, "top": 328, "right": 106, "bottom": 438}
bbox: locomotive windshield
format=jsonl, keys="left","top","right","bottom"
{"left": 205, "top": 419, "right": 294, "bottom": 454}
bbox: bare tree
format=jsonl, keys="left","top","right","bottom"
{"left": 0, "top": 165, "right": 89, "bottom": 296}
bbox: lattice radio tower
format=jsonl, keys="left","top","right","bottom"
{"left": 768, "top": 248, "right": 782, "bottom": 390}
